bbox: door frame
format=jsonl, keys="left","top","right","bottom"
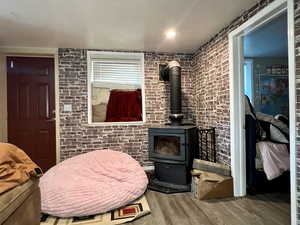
{"left": 229, "top": 0, "right": 297, "bottom": 224}
{"left": 0, "top": 47, "right": 60, "bottom": 164}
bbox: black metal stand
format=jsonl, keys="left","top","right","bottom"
{"left": 198, "top": 127, "right": 216, "bottom": 162}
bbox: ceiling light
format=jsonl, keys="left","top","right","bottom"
{"left": 165, "top": 30, "right": 176, "bottom": 39}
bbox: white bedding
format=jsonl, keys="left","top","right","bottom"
{"left": 256, "top": 141, "right": 289, "bottom": 180}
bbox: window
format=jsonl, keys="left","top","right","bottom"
{"left": 87, "top": 51, "right": 145, "bottom": 124}
{"left": 244, "top": 59, "right": 254, "bottom": 103}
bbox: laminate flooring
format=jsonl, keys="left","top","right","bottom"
{"left": 127, "top": 190, "right": 290, "bottom": 225}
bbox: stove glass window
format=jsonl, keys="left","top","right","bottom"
{"left": 154, "top": 136, "right": 180, "bottom": 156}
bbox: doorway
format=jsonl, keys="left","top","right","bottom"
{"left": 229, "top": 0, "right": 296, "bottom": 224}
{"left": 7, "top": 56, "right": 56, "bottom": 171}
{"left": 244, "top": 9, "right": 290, "bottom": 191}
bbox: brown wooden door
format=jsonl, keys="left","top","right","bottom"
{"left": 7, "top": 57, "right": 56, "bottom": 172}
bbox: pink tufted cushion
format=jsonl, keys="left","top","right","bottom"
{"left": 39, "top": 150, "right": 148, "bottom": 217}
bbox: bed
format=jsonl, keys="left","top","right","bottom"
{"left": 245, "top": 96, "right": 290, "bottom": 194}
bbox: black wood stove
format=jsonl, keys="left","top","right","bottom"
{"left": 148, "top": 61, "right": 198, "bottom": 194}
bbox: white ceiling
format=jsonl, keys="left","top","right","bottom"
{"left": 0, "top": 0, "right": 257, "bottom": 53}
{"left": 244, "top": 12, "right": 288, "bottom": 57}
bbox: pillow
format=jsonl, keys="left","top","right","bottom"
{"left": 92, "top": 87, "right": 110, "bottom": 105}
{"left": 256, "top": 112, "right": 289, "bottom": 136}
{"left": 259, "top": 121, "right": 289, "bottom": 144}
{"left": 92, "top": 103, "right": 107, "bottom": 122}
{"left": 270, "top": 125, "right": 289, "bottom": 144}
{"left": 39, "top": 150, "right": 148, "bottom": 217}
{"left": 274, "top": 114, "right": 289, "bottom": 127}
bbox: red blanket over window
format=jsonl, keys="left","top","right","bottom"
{"left": 105, "top": 89, "right": 142, "bottom": 122}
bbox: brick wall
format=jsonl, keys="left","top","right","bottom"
{"left": 192, "top": 0, "right": 273, "bottom": 164}
{"left": 58, "top": 0, "right": 280, "bottom": 167}
{"left": 58, "top": 49, "right": 194, "bottom": 164}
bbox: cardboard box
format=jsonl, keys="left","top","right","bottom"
{"left": 191, "top": 175, "right": 200, "bottom": 199}
{"left": 193, "top": 159, "right": 231, "bottom": 176}
{"left": 191, "top": 169, "right": 233, "bottom": 200}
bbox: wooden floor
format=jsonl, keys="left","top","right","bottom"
{"left": 128, "top": 190, "right": 290, "bottom": 225}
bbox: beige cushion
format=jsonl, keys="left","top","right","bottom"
{"left": 92, "top": 87, "right": 110, "bottom": 105}
{"left": 92, "top": 103, "right": 108, "bottom": 122}
{"left": 0, "top": 179, "right": 39, "bottom": 224}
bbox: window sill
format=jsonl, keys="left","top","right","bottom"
{"left": 86, "top": 121, "right": 145, "bottom": 126}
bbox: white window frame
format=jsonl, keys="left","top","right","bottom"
{"left": 87, "top": 51, "right": 145, "bottom": 125}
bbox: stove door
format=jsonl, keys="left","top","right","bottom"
{"left": 149, "top": 133, "right": 186, "bottom": 162}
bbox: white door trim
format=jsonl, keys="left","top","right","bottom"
{"left": 229, "top": 0, "right": 297, "bottom": 225}
{"left": 287, "top": 0, "right": 297, "bottom": 224}
{"left": 0, "top": 47, "right": 61, "bottom": 164}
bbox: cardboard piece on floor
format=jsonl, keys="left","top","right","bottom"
{"left": 191, "top": 169, "right": 233, "bottom": 200}
{"left": 193, "top": 159, "right": 231, "bottom": 176}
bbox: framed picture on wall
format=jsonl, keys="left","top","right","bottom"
{"left": 259, "top": 75, "right": 289, "bottom": 116}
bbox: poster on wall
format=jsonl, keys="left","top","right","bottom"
{"left": 259, "top": 75, "right": 289, "bottom": 116}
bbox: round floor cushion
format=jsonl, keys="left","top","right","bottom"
{"left": 39, "top": 150, "right": 148, "bottom": 217}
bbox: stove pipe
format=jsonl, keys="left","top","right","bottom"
{"left": 167, "top": 61, "right": 184, "bottom": 126}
